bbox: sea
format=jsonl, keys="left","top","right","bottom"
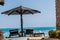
{"left": 0, "top": 27, "right": 56, "bottom": 37}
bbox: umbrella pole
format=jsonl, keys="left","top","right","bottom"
{"left": 20, "top": 13, "right": 23, "bottom": 37}
{"left": 20, "top": 6, "right": 23, "bottom": 37}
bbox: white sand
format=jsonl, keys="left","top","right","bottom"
{"left": 28, "top": 36, "right": 44, "bottom": 39}
{"left": 8, "top": 37, "right": 28, "bottom": 40}
{"left": 7, "top": 36, "right": 49, "bottom": 40}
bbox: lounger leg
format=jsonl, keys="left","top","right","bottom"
{"left": 44, "top": 34, "right": 45, "bottom": 36}
{"left": 27, "top": 38, "right": 29, "bottom": 40}
{"left": 24, "top": 34, "right": 26, "bottom": 37}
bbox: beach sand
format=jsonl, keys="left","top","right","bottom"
{"left": 6, "top": 36, "right": 60, "bottom": 40}
{"left": 7, "top": 36, "right": 48, "bottom": 40}
{"left": 8, "top": 37, "right": 28, "bottom": 40}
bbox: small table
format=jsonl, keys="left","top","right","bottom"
{"left": 33, "top": 32, "right": 45, "bottom": 37}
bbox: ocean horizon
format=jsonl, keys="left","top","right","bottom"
{"left": 0, "top": 27, "right": 56, "bottom": 37}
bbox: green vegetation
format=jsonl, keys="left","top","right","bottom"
{"left": 49, "top": 30, "right": 60, "bottom": 38}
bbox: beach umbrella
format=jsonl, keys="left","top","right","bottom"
{"left": 1, "top": 6, "right": 41, "bottom": 37}
{"left": 0, "top": 0, "right": 4, "bottom": 5}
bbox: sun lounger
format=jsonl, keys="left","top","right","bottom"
{"left": 33, "top": 31, "right": 45, "bottom": 37}
{"left": 33, "top": 32, "right": 45, "bottom": 37}
{"left": 24, "top": 29, "right": 33, "bottom": 37}
{"left": 9, "top": 29, "right": 20, "bottom": 38}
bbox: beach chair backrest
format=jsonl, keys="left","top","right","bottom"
{"left": 9, "top": 29, "right": 19, "bottom": 36}
{"left": 26, "top": 29, "right": 33, "bottom": 34}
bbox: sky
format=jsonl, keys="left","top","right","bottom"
{"left": 0, "top": 0, "right": 56, "bottom": 28}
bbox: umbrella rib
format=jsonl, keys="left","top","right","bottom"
{"left": 8, "top": 10, "right": 15, "bottom": 15}
{"left": 23, "top": 10, "right": 33, "bottom": 14}
{"left": 16, "top": 10, "right": 21, "bottom": 14}
{"left": 28, "top": 10, "right": 33, "bottom": 14}
{"left": 23, "top": 10, "right": 27, "bottom": 13}
{"left": 33, "top": 10, "right": 41, "bottom": 13}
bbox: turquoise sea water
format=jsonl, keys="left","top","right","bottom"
{"left": 0, "top": 27, "right": 56, "bottom": 37}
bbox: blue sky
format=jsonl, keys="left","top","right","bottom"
{"left": 0, "top": 0, "right": 56, "bottom": 28}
